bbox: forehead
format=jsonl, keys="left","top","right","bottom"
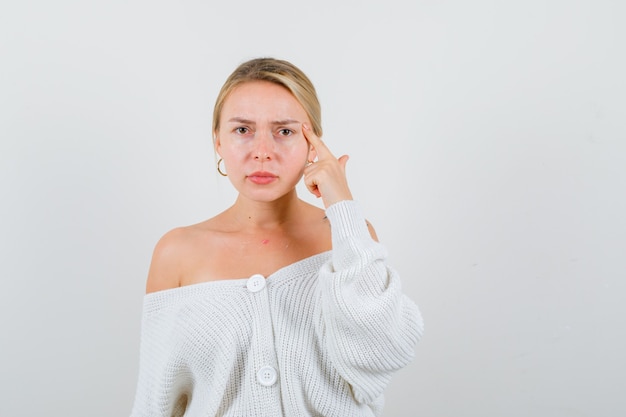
{"left": 221, "top": 81, "right": 307, "bottom": 120}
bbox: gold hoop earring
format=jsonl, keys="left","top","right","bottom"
{"left": 217, "top": 158, "right": 227, "bottom": 176}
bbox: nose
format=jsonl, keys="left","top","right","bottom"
{"left": 253, "top": 131, "right": 273, "bottom": 160}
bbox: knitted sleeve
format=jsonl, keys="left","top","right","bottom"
{"left": 129, "top": 296, "right": 182, "bottom": 417}
{"left": 317, "top": 200, "right": 424, "bottom": 405}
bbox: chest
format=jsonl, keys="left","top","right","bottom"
{"left": 182, "top": 228, "right": 331, "bottom": 284}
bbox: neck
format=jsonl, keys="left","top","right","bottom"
{"left": 228, "top": 190, "right": 305, "bottom": 231}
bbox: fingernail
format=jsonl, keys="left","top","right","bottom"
{"left": 302, "top": 123, "right": 309, "bottom": 130}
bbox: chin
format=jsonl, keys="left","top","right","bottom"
{"left": 242, "top": 186, "right": 297, "bottom": 202}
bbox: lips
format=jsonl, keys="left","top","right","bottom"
{"left": 247, "top": 171, "right": 278, "bottom": 185}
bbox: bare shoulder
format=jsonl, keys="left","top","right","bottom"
{"left": 365, "top": 219, "right": 379, "bottom": 242}
{"left": 145, "top": 225, "right": 208, "bottom": 294}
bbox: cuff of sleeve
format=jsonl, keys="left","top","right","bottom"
{"left": 325, "top": 200, "right": 371, "bottom": 244}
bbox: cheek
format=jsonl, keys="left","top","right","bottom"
{"left": 219, "top": 138, "right": 251, "bottom": 158}
{"left": 279, "top": 136, "right": 309, "bottom": 154}
{"left": 278, "top": 141, "right": 306, "bottom": 154}
{"left": 282, "top": 145, "right": 309, "bottom": 166}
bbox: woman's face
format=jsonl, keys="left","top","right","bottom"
{"left": 215, "top": 80, "right": 314, "bottom": 202}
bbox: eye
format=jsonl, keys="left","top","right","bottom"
{"left": 235, "top": 127, "right": 249, "bottom": 135}
{"left": 278, "top": 128, "right": 293, "bottom": 137}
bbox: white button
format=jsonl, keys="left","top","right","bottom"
{"left": 246, "top": 274, "right": 266, "bottom": 293}
{"left": 257, "top": 365, "right": 278, "bottom": 386}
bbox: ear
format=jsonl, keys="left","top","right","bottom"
{"left": 214, "top": 132, "right": 222, "bottom": 154}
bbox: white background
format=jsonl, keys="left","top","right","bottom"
{"left": 1, "top": 1, "right": 625, "bottom": 416}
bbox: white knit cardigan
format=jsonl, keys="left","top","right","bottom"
{"left": 130, "top": 200, "right": 423, "bottom": 417}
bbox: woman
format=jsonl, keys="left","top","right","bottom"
{"left": 130, "top": 57, "right": 423, "bottom": 417}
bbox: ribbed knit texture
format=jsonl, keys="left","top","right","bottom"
{"left": 130, "top": 200, "right": 423, "bottom": 417}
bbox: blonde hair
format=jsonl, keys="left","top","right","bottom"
{"left": 212, "top": 57, "right": 322, "bottom": 138}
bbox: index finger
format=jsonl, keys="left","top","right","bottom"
{"left": 302, "top": 123, "right": 334, "bottom": 160}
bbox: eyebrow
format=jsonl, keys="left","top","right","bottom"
{"left": 227, "top": 117, "right": 301, "bottom": 125}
